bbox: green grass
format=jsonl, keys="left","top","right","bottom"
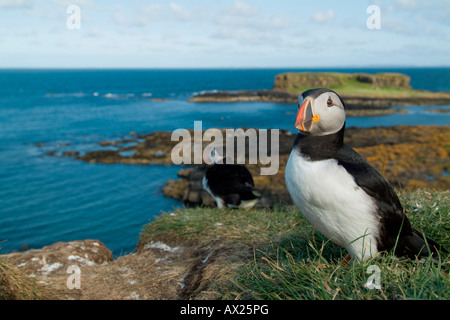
{"left": 230, "top": 244, "right": 449, "bottom": 300}
{"left": 286, "top": 73, "right": 445, "bottom": 98}
{"left": 141, "top": 202, "right": 308, "bottom": 245}
{"left": 141, "top": 189, "right": 449, "bottom": 300}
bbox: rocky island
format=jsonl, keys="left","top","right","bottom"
{"left": 189, "top": 72, "right": 450, "bottom": 116}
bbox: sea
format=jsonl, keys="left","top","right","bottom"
{"left": 0, "top": 68, "right": 449, "bottom": 256}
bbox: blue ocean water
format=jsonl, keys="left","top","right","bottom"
{"left": 0, "top": 68, "right": 449, "bottom": 256}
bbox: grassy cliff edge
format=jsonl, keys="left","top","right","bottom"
{"left": 139, "top": 189, "right": 449, "bottom": 300}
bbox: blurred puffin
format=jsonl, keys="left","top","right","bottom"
{"left": 285, "top": 88, "right": 445, "bottom": 262}
{"left": 202, "top": 148, "right": 259, "bottom": 209}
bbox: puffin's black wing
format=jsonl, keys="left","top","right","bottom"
{"left": 335, "top": 144, "right": 442, "bottom": 258}
{"left": 336, "top": 144, "right": 403, "bottom": 210}
{"left": 205, "top": 164, "right": 255, "bottom": 196}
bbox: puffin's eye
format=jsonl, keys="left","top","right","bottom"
{"left": 327, "top": 98, "right": 333, "bottom": 107}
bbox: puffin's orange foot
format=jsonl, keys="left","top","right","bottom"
{"left": 341, "top": 253, "right": 352, "bottom": 266}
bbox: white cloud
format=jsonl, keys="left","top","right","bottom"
{"left": 2, "top": 1, "right": 449, "bottom": 68}
{"left": 212, "top": 26, "right": 280, "bottom": 45}
{"left": 84, "top": 27, "right": 104, "bottom": 38}
{"left": 169, "top": 2, "right": 191, "bottom": 21}
{"left": 391, "top": 0, "right": 421, "bottom": 11}
{"left": 117, "top": 2, "right": 199, "bottom": 28}
{"left": 312, "top": 9, "right": 335, "bottom": 23}
{"left": 230, "top": 0, "right": 259, "bottom": 16}
{"left": 375, "top": 0, "right": 450, "bottom": 39}
{"left": 132, "top": 4, "right": 164, "bottom": 27}
{"left": 215, "top": 0, "right": 258, "bottom": 17}
{"left": 0, "top": 0, "right": 33, "bottom": 8}
{"left": 212, "top": 0, "right": 289, "bottom": 46}
{"left": 50, "top": 0, "right": 93, "bottom": 7}
{"left": 113, "top": 11, "right": 127, "bottom": 25}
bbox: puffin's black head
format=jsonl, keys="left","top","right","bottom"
{"left": 295, "top": 88, "right": 346, "bottom": 136}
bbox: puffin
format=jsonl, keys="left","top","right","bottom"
{"left": 285, "top": 88, "right": 445, "bottom": 262}
{"left": 202, "top": 148, "right": 259, "bottom": 209}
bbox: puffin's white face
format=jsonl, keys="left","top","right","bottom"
{"left": 295, "top": 88, "right": 346, "bottom": 136}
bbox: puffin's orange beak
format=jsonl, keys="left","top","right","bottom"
{"left": 295, "top": 97, "right": 320, "bottom": 131}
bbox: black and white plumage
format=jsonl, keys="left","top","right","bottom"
{"left": 202, "top": 149, "right": 259, "bottom": 209}
{"left": 285, "top": 88, "right": 444, "bottom": 261}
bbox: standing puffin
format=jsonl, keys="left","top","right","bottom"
{"left": 285, "top": 88, "right": 444, "bottom": 262}
{"left": 202, "top": 148, "right": 259, "bottom": 209}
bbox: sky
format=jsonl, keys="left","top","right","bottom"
{"left": 0, "top": 0, "right": 449, "bottom": 68}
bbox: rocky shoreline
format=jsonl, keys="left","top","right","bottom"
{"left": 188, "top": 89, "right": 450, "bottom": 116}
{"left": 189, "top": 88, "right": 450, "bottom": 105}
{"left": 188, "top": 90, "right": 407, "bottom": 116}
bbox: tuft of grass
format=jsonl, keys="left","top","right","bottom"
{"left": 0, "top": 258, "right": 52, "bottom": 300}
{"left": 398, "top": 189, "right": 450, "bottom": 250}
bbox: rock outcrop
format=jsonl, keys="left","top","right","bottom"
{"left": 4, "top": 240, "right": 113, "bottom": 278}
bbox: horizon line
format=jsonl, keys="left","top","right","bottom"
{"left": 1, "top": 65, "right": 450, "bottom": 71}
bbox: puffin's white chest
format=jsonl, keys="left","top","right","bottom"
{"left": 202, "top": 176, "right": 225, "bottom": 208}
{"left": 285, "top": 149, "right": 380, "bottom": 260}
